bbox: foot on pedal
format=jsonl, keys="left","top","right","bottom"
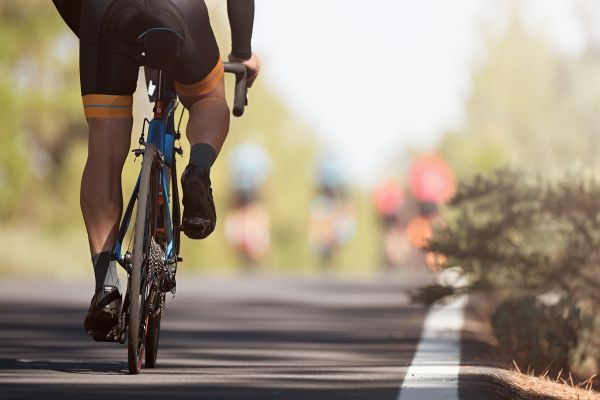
{"left": 84, "top": 286, "right": 122, "bottom": 342}
{"left": 181, "top": 163, "right": 216, "bottom": 239}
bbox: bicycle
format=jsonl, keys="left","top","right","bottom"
{"left": 106, "top": 28, "right": 248, "bottom": 374}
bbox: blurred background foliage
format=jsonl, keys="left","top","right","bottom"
{"left": 2, "top": 1, "right": 600, "bottom": 284}
{"left": 0, "top": 1, "right": 379, "bottom": 278}
{"left": 439, "top": 12, "right": 600, "bottom": 178}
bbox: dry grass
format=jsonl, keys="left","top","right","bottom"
{"left": 483, "top": 362, "right": 600, "bottom": 400}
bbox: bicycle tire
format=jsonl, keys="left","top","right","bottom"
{"left": 145, "top": 295, "right": 163, "bottom": 368}
{"left": 128, "top": 143, "right": 158, "bottom": 374}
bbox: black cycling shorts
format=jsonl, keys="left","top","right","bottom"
{"left": 55, "top": 0, "right": 223, "bottom": 118}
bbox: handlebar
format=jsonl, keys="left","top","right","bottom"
{"left": 223, "top": 62, "right": 248, "bottom": 117}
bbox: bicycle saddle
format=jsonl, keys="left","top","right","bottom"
{"left": 138, "top": 27, "right": 184, "bottom": 70}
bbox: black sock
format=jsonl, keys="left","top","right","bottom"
{"left": 91, "top": 251, "right": 120, "bottom": 292}
{"left": 189, "top": 143, "right": 217, "bottom": 169}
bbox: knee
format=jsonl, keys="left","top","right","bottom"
{"left": 181, "top": 91, "right": 230, "bottom": 130}
{"left": 189, "top": 96, "right": 230, "bottom": 122}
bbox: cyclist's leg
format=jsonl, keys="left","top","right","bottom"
{"left": 79, "top": 0, "right": 139, "bottom": 337}
{"left": 81, "top": 117, "right": 132, "bottom": 257}
{"left": 81, "top": 117, "right": 131, "bottom": 336}
{"left": 170, "top": 0, "right": 230, "bottom": 157}
{"left": 177, "top": 77, "right": 229, "bottom": 239}
{"left": 163, "top": 0, "right": 230, "bottom": 239}
{"left": 80, "top": 0, "right": 138, "bottom": 259}
{"left": 178, "top": 66, "right": 230, "bottom": 157}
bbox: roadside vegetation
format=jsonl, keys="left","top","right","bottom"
{"left": 418, "top": 168, "right": 600, "bottom": 378}
{"left": 414, "top": 3, "right": 600, "bottom": 385}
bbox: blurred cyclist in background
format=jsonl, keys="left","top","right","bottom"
{"left": 308, "top": 155, "right": 355, "bottom": 268}
{"left": 373, "top": 178, "right": 410, "bottom": 269}
{"left": 224, "top": 141, "right": 271, "bottom": 268}
{"left": 407, "top": 154, "right": 455, "bottom": 270}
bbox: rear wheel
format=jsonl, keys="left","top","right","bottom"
{"left": 145, "top": 293, "right": 164, "bottom": 368}
{"left": 128, "top": 144, "right": 158, "bottom": 374}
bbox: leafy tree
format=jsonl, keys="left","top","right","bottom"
{"left": 439, "top": 14, "right": 600, "bottom": 178}
{"left": 0, "top": 2, "right": 83, "bottom": 221}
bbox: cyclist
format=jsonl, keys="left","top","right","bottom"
{"left": 224, "top": 141, "right": 271, "bottom": 268}
{"left": 308, "top": 156, "right": 356, "bottom": 268}
{"left": 52, "top": 0, "right": 260, "bottom": 340}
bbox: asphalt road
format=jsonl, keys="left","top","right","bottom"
{"left": 0, "top": 272, "right": 496, "bottom": 399}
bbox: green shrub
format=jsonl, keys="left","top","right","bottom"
{"left": 491, "top": 297, "right": 582, "bottom": 372}
{"left": 420, "top": 167, "right": 600, "bottom": 374}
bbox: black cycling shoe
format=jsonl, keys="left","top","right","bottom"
{"left": 181, "top": 163, "right": 216, "bottom": 239}
{"left": 84, "top": 286, "right": 121, "bottom": 342}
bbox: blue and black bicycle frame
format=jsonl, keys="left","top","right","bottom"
{"left": 113, "top": 68, "right": 182, "bottom": 277}
{"left": 111, "top": 60, "right": 248, "bottom": 276}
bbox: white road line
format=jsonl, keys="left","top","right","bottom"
{"left": 398, "top": 294, "right": 468, "bottom": 400}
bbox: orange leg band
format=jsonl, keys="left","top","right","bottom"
{"left": 175, "top": 57, "right": 224, "bottom": 98}
{"left": 83, "top": 94, "right": 133, "bottom": 119}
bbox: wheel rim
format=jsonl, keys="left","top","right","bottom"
{"left": 128, "top": 144, "right": 158, "bottom": 374}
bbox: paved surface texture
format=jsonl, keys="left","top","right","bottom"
{"left": 0, "top": 273, "right": 496, "bottom": 399}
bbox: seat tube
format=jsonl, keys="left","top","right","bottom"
{"left": 154, "top": 69, "right": 165, "bottom": 120}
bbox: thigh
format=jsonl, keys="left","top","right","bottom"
{"left": 157, "top": 0, "right": 222, "bottom": 101}
{"left": 169, "top": 0, "right": 221, "bottom": 85}
{"left": 79, "top": 0, "right": 143, "bottom": 119}
{"left": 79, "top": 0, "right": 140, "bottom": 97}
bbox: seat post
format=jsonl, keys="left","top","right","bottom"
{"left": 137, "top": 27, "right": 183, "bottom": 120}
{"left": 153, "top": 69, "right": 167, "bottom": 120}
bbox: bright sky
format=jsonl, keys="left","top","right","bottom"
{"left": 247, "top": 0, "right": 593, "bottom": 185}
